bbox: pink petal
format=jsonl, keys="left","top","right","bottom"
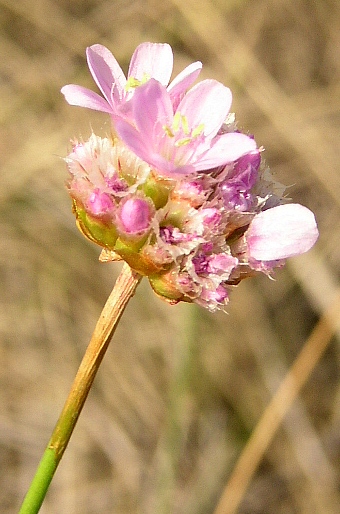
{"left": 178, "top": 79, "right": 232, "bottom": 138}
{"left": 115, "top": 117, "right": 194, "bottom": 176}
{"left": 132, "top": 79, "right": 173, "bottom": 141}
{"left": 192, "top": 133, "right": 257, "bottom": 171}
{"left": 168, "top": 61, "right": 202, "bottom": 110}
{"left": 246, "top": 204, "right": 319, "bottom": 261}
{"left": 61, "top": 85, "right": 114, "bottom": 113}
{"left": 114, "top": 119, "right": 153, "bottom": 161}
{"left": 86, "top": 44, "right": 126, "bottom": 105}
{"left": 128, "top": 42, "right": 173, "bottom": 85}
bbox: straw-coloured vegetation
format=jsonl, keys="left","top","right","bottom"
{"left": 1, "top": 1, "right": 339, "bottom": 513}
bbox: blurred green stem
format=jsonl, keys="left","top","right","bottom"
{"left": 18, "top": 263, "right": 142, "bottom": 514}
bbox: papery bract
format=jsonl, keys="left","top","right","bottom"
{"left": 220, "top": 150, "right": 261, "bottom": 211}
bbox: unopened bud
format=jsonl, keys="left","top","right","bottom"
{"left": 116, "top": 196, "right": 154, "bottom": 239}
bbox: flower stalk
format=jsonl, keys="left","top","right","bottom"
{"left": 19, "top": 263, "right": 142, "bottom": 514}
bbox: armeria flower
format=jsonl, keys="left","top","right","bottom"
{"left": 62, "top": 42, "right": 319, "bottom": 311}
{"left": 61, "top": 42, "right": 202, "bottom": 118}
{"left": 114, "top": 78, "right": 257, "bottom": 176}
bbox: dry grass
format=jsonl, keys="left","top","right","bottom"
{"left": 0, "top": 0, "right": 339, "bottom": 513}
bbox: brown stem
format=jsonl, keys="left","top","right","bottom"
{"left": 49, "top": 262, "right": 142, "bottom": 458}
{"left": 19, "top": 263, "right": 142, "bottom": 514}
{"left": 213, "top": 293, "right": 340, "bottom": 514}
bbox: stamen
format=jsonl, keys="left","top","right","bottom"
{"left": 172, "top": 112, "right": 181, "bottom": 132}
{"left": 163, "top": 125, "right": 175, "bottom": 138}
{"left": 192, "top": 123, "right": 204, "bottom": 137}
{"left": 125, "top": 73, "right": 151, "bottom": 92}
{"left": 175, "top": 137, "right": 192, "bottom": 147}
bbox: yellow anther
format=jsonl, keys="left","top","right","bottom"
{"left": 181, "top": 115, "right": 189, "bottom": 135}
{"left": 125, "top": 77, "right": 142, "bottom": 91}
{"left": 172, "top": 112, "right": 181, "bottom": 132}
{"left": 163, "top": 125, "right": 175, "bottom": 138}
{"left": 164, "top": 112, "right": 204, "bottom": 144}
{"left": 125, "top": 73, "right": 150, "bottom": 92}
{"left": 175, "top": 137, "right": 191, "bottom": 147}
{"left": 192, "top": 123, "right": 204, "bottom": 138}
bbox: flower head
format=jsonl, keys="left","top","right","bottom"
{"left": 62, "top": 42, "right": 319, "bottom": 311}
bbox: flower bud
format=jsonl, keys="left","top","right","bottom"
{"left": 73, "top": 201, "right": 118, "bottom": 249}
{"left": 116, "top": 195, "right": 155, "bottom": 240}
{"left": 149, "top": 271, "right": 185, "bottom": 304}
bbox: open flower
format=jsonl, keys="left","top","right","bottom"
{"left": 115, "top": 78, "right": 257, "bottom": 176}
{"left": 61, "top": 42, "right": 202, "bottom": 118}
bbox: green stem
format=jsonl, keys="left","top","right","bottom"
{"left": 19, "top": 263, "right": 142, "bottom": 514}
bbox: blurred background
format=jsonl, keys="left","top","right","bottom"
{"left": 1, "top": 0, "right": 339, "bottom": 513}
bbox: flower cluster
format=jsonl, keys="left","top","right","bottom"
{"left": 62, "top": 42, "right": 318, "bottom": 311}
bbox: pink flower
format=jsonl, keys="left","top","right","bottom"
{"left": 115, "top": 78, "right": 257, "bottom": 176}
{"left": 61, "top": 43, "right": 202, "bottom": 117}
{"left": 62, "top": 42, "right": 319, "bottom": 311}
{"left": 246, "top": 203, "right": 319, "bottom": 261}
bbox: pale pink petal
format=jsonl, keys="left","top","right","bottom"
{"left": 61, "top": 85, "right": 113, "bottom": 113}
{"left": 128, "top": 42, "right": 173, "bottom": 85}
{"left": 114, "top": 119, "right": 154, "bottom": 161}
{"left": 132, "top": 79, "right": 173, "bottom": 141}
{"left": 178, "top": 79, "right": 232, "bottom": 137}
{"left": 86, "top": 44, "right": 126, "bottom": 105}
{"left": 168, "top": 61, "right": 202, "bottom": 110}
{"left": 192, "top": 133, "right": 257, "bottom": 171}
{"left": 115, "top": 117, "right": 194, "bottom": 176}
{"left": 246, "top": 204, "right": 319, "bottom": 261}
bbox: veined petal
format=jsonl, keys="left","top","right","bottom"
{"left": 132, "top": 79, "right": 173, "bottom": 141}
{"left": 246, "top": 203, "right": 319, "bottom": 261}
{"left": 178, "top": 79, "right": 232, "bottom": 137}
{"left": 192, "top": 133, "right": 257, "bottom": 171}
{"left": 114, "top": 119, "right": 153, "bottom": 161}
{"left": 168, "top": 61, "right": 202, "bottom": 110}
{"left": 86, "top": 44, "right": 126, "bottom": 105}
{"left": 61, "top": 85, "right": 114, "bottom": 113}
{"left": 128, "top": 42, "right": 173, "bottom": 85}
{"left": 145, "top": 155, "right": 195, "bottom": 177}
{"left": 115, "top": 117, "right": 194, "bottom": 177}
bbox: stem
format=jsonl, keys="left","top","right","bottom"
{"left": 19, "top": 263, "right": 142, "bottom": 514}
{"left": 213, "top": 293, "right": 340, "bottom": 514}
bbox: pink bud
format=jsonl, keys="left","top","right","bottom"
{"left": 118, "top": 197, "right": 153, "bottom": 235}
{"left": 88, "top": 189, "right": 115, "bottom": 216}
